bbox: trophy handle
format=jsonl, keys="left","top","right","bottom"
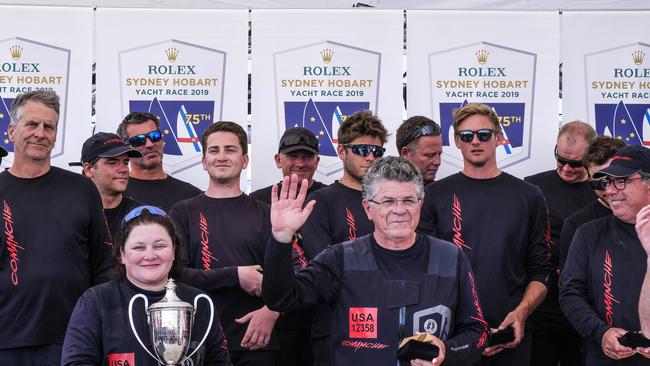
{"left": 180, "top": 294, "right": 215, "bottom": 364}
{"left": 128, "top": 294, "right": 164, "bottom": 364}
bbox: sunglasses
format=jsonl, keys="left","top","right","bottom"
{"left": 554, "top": 146, "right": 583, "bottom": 168}
{"left": 279, "top": 134, "right": 319, "bottom": 152}
{"left": 589, "top": 179, "right": 606, "bottom": 191}
{"left": 343, "top": 144, "right": 386, "bottom": 158}
{"left": 127, "top": 130, "right": 163, "bottom": 147}
{"left": 123, "top": 205, "right": 167, "bottom": 224}
{"left": 403, "top": 123, "right": 441, "bottom": 147}
{"left": 456, "top": 129, "right": 497, "bottom": 143}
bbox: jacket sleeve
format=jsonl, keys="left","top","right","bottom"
{"left": 559, "top": 227, "right": 610, "bottom": 344}
{"left": 86, "top": 181, "right": 113, "bottom": 285}
{"left": 168, "top": 202, "right": 239, "bottom": 292}
{"left": 443, "top": 250, "right": 488, "bottom": 365}
{"left": 558, "top": 216, "right": 579, "bottom": 271}
{"left": 263, "top": 236, "right": 340, "bottom": 312}
{"left": 61, "top": 288, "right": 103, "bottom": 365}
{"left": 525, "top": 189, "right": 552, "bottom": 286}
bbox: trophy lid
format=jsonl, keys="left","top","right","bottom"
{"left": 149, "top": 278, "right": 193, "bottom": 311}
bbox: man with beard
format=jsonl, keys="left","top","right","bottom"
{"left": 117, "top": 112, "right": 201, "bottom": 211}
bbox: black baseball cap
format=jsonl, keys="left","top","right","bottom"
{"left": 69, "top": 132, "right": 142, "bottom": 166}
{"left": 278, "top": 127, "right": 319, "bottom": 154}
{"left": 593, "top": 145, "right": 650, "bottom": 178}
{"left": 0, "top": 146, "right": 7, "bottom": 158}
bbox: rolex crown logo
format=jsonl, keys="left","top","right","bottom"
{"left": 476, "top": 50, "right": 489, "bottom": 65}
{"left": 632, "top": 50, "right": 645, "bottom": 65}
{"left": 9, "top": 45, "right": 22, "bottom": 60}
{"left": 166, "top": 47, "right": 179, "bottom": 63}
{"left": 321, "top": 48, "right": 333, "bottom": 64}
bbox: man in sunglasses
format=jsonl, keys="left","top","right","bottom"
{"left": 0, "top": 91, "right": 113, "bottom": 365}
{"left": 70, "top": 132, "right": 143, "bottom": 241}
{"left": 249, "top": 126, "right": 325, "bottom": 366}
{"left": 169, "top": 121, "right": 280, "bottom": 365}
{"left": 560, "top": 145, "right": 650, "bottom": 363}
{"left": 117, "top": 112, "right": 202, "bottom": 211}
{"left": 396, "top": 116, "right": 443, "bottom": 185}
{"left": 524, "top": 121, "right": 597, "bottom": 366}
{"left": 559, "top": 136, "right": 625, "bottom": 271}
{"left": 299, "top": 109, "right": 388, "bottom": 365}
{"left": 418, "top": 103, "right": 551, "bottom": 366}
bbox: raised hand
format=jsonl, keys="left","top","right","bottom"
{"left": 270, "top": 174, "right": 316, "bottom": 243}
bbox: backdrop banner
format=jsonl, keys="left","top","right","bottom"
{"left": 408, "top": 10, "right": 560, "bottom": 179}
{"left": 562, "top": 11, "right": 650, "bottom": 147}
{"left": 0, "top": 5, "right": 93, "bottom": 170}
{"left": 95, "top": 8, "right": 248, "bottom": 189}
{"left": 250, "top": 9, "right": 404, "bottom": 189}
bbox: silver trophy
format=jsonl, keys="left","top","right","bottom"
{"left": 129, "top": 278, "right": 214, "bottom": 366}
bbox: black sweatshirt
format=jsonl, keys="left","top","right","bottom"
{"left": 169, "top": 193, "right": 278, "bottom": 351}
{"left": 524, "top": 170, "right": 596, "bottom": 331}
{"left": 104, "top": 196, "right": 140, "bottom": 244}
{"left": 300, "top": 181, "right": 374, "bottom": 260}
{"left": 560, "top": 215, "right": 649, "bottom": 365}
{"left": 418, "top": 172, "right": 551, "bottom": 328}
{"left": 559, "top": 199, "right": 611, "bottom": 270}
{"left": 0, "top": 167, "right": 113, "bottom": 349}
{"left": 125, "top": 175, "right": 202, "bottom": 212}
{"left": 61, "top": 278, "right": 230, "bottom": 365}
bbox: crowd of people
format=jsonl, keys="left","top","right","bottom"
{"left": 0, "top": 89, "right": 649, "bottom": 365}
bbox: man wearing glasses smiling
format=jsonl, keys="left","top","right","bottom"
{"left": 418, "top": 103, "right": 551, "bottom": 366}
{"left": 560, "top": 145, "right": 650, "bottom": 363}
{"left": 299, "top": 109, "right": 388, "bottom": 366}
{"left": 116, "top": 112, "right": 202, "bottom": 211}
{"left": 524, "top": 121, "right": 596, "bottom": 366}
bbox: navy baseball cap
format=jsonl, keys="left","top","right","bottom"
{"left": 69, "top": 132, "right": 142, "bottom": 166}
{"left": 278, "top": 127, "right": 319, "bottom": 154}
{"left": 593, "top": 145, "right": 650, "bottom": 179}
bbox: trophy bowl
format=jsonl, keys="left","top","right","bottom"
{"left": 129, "top": 278, "right": 214, "bottom": 366}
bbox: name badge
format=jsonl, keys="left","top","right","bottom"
{"left": 349, "top": 307, "right": 378, "bottom": 339}
{"left": 107, "top": 352, "right": 135, "bottom": 366}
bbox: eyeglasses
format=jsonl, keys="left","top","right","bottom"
{"left": 456, "top": 129, "right": 496, "bottom": 143}
{"left": 601, "top": 176, "right": 643, "bottom": 190}
{"left": 127, "top": 130, "right": 163, "bottom": 147}
{"left": 403, "top": 123, "right": 441, "bottom": 147}
{"left": 368, "top": 197, "right": 422, "bottom": 209}
{"left": 554, "top": 146, "right": 583, "bottom": 168}
{"left": 588, "top": 179, "right": 606, "bottom": 191}
{"left": 343, "top": 144, "right": 386, "bottom": 158}
{"left": 279, "top": 134, "right": 319, "bottom": 152}
{"left": 123, "top": 205, "right": 167, "bottom": 224}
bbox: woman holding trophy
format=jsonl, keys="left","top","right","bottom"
{"left": 62, "top": 206, "right": 230, "bottom": 365}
